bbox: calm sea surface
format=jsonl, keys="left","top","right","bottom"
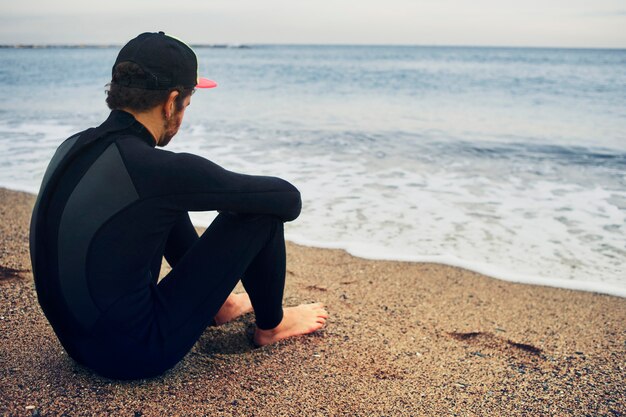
{"left": 1, "top": 45, "right": 625, "bottom": 296}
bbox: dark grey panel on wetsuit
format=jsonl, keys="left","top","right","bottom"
{"left": 30, "top": 134, "right": 81, "bottom": 267}
{"left": 57, "top": 142, "right": 139, "bottom": 330}
{"left": 38, "top": 134, "right": 82, "bottom": 199}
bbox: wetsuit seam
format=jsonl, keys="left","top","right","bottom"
{"left": 81, "top": 142, "right": 140, "bottom": 314}
{"left": 113, "top": 140, "right": 142, "bottom": 199}
{"left": 59, "top": 141, "right": 121, "bottom": 324}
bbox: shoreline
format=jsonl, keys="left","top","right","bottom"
{"left": 3, "top": 180, "right": 625, "bottom": 296}
{"left": 283, "top": 234, "right": 626, "bottom": 298}
{"left": 1, "top": 186, "right": 625, "bottom": 415}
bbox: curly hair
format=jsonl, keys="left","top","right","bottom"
{"left": 105, "top": 62, "right": 193, "bottom": 112}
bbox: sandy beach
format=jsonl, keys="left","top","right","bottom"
{"left": 1, "top": 186, "right": 624, "bottom": 416}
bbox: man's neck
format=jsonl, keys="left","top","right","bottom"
{"left": 121, "top": 108, "right": 162, "bottom": 146}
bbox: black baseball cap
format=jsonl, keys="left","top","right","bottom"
{"left": 113, "top": 31, "right": 217, "bottom": 90}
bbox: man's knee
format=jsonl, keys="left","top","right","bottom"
{"left": 219, "top": 212, "right": 280, "bottom": 224}
{"left": 216, "top": 212, "right": 283, "bottom": 232}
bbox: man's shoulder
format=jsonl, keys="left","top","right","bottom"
{"left": 62, "top": 127, "right": 92, "bottom": 143}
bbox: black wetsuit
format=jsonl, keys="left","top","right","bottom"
{"left": 29, "top": 110, "right": 301, "bottom": 380}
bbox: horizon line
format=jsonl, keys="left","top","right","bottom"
{"left": 1, "top": 43, "right": 625, "bottom": 51}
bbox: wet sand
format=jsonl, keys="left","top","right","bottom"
{"left": 1, "top": 186, "right": 624, "bottom": 416}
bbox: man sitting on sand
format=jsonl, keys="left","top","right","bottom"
{"left": 28, "top": 31, "right": 328, "bottom": 380}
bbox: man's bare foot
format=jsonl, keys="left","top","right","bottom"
{"left": 253, "top": 302, "right": 329, "bottom": 347}
{"left": 214, "top": 292, "right": 253, "bottom": 325}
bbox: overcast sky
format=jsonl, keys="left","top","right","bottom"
{"left": 1, "top": 0, "right": 625, "bottom": 48}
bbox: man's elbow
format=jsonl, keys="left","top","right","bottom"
{"left": 283, "top": 189, "right": 302, "bottom": 222}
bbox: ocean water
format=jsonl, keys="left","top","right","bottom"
{"left": 1, "top": 45, "right": 625, "bottom": 297}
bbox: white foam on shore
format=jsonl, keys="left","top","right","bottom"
{"left": 284, "top": 233, "right": 626, "bottom": 299}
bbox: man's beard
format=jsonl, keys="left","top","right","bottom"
{"left": 157, "top": 112, "right": 181, "bottom": 147}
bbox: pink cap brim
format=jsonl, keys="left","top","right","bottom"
{"left": 196, "top": 77, "right": 217, "bottom": 89}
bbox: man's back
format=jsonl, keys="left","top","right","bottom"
{"left": 30, "top": 110, "right": 301, "bottom": 345}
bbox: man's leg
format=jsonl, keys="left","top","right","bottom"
{"left": 163, "top": 212, "right": 199, "bottom": 269}
{"left": 154, "top": 213, "right": 287, "bottom": 364}
{"left": 161, "top": 212, "right": 252, "bottom": 326}
{"left": 239, "top": 216, "right": 286, "bottom": 329}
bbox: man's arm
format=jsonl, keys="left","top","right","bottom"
{"left": 139, "top": 150, "right": 302, "bottom": 222}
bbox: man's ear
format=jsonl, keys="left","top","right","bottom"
{"left": 163, "top": 90, "right": 179, "bottom": 119}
